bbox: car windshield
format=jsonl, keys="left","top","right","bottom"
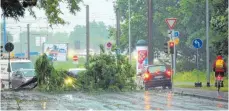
{"left": 21, "top": 70, "right": 35, "bottom": 77}
{"left": 148, "top": 66, "right": 166, "bottom": 73}
{"left": 11, "top": 62, "right": 34, "bottom": 71}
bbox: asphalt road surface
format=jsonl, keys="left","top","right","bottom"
{"left": 1, "top": 89, "right": 228, "bottom": 110}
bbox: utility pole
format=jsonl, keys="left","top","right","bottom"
{"left": 19, "top": 26, "right": 22, "bottom": 54}
{"left": 147, "top": 0, "right": 153, "bottom": 65}
{"left": 86, "top": 5, "right": 89, "bottom": 64}
{"left": 206, "top": 0, "right": 210, "bottom": 87}
{"left": 27, "top": 24, "right": 30, "bottom": 60}
{"left": 128, "top": 0, "right": 131, "bottom": 64}
{"left": 3, "top": 15, "right": 7, "bottom": 51}
{"left": 228, "top": 0, "right": 229, "bottom": 75}
{"left": 116, "top": 7, "right": 120, "bottom": 51}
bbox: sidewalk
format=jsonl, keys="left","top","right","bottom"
{"left": 173, "top": 87, "right": 228, "bottom": 102}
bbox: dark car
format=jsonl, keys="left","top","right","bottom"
{"left": 142, "top": 65, "right": 172, "bottom": 90}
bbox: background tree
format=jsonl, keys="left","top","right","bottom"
{"left": 210, "top": 0, "right": 228, "bottom": 57}
{"left": 68, "top": 21, "right": 111, "bottom": 51}
{"left": 112, "top": 0, "right": 228, "bottom": 71}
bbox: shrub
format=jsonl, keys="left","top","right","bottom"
{"left": 77, "top": 44, "right": 136, "bottom": 92}
{"left": 35, "top": 54, "right": 79, "bottom": 92}
{"left": 35, "top": 54, "right": 53, "bottom": 86}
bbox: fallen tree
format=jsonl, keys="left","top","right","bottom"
{"left": 77, "top": 45, "right": 136, "bottom": 92}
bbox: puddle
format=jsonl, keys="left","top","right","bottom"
{"left": 144, "top": 91, "right": 151, "bottom": 110}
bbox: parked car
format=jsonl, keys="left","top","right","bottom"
{"left": 141, "top": 65, "right": 172, "bottom": 90}
{"left": 11, "top": 69, "right": 37, "bottom": 89}
{"left": 68, "top": 68, "right": 86, "bottom": 78}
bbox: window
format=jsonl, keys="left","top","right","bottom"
{"left": 11, "top": 62, "right": 34, "bottom": 71}
{"left": 21, "top": 70, "right": 35, "bottom": 77}
{"left": 148, "top": 66, "right": 166, "bottom": 73}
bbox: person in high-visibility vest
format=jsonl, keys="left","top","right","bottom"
{"left": 212, "top": 55, "right": 227, "bottom": 87}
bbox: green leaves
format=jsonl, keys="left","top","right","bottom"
{"left": 77, "top": 44, "right": 136, "bottom": 91}
{"left": 113, "top": 0, "right": 227, "bottom": 71}
{"left": 1, "top": 0, "right": 82, "bottom": 25}
{"left": 35, "top": 54, "right": 79, "bottom": 92}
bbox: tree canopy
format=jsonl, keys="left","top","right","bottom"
{"left": 1, "top": 0, "right": 82, "bottom": 25}
{"left": 111, "top": 0, "right": 228, "bottom": 71}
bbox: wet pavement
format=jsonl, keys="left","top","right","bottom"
{"left": 1, "top": 89, "right": 228, "bottom": 110}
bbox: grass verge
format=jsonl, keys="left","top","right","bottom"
{"left": 174, "top": 70, "right": 228, "bottom": 92}
{"left": 53, "top": 57, "right": 85, "bottom": 70}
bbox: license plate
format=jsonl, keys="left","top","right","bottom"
{"left": 154, "top": 76, "right": 163, "bottom": 79}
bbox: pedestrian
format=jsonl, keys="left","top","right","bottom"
{"left": 212, "top": 55, "right": 227, "bottom": 87}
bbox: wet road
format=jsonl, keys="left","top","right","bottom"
{"left": 1, "top": 89, "right": 228, "bottom": 110}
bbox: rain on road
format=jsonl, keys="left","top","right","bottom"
{"left": 1, "top": 89, "right": 228, "bottom": 110}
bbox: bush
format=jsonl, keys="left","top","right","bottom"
{"left": 77, "top": 45, "right": 136, "bottom": 92}
{"left": 35, "top": 54, "right": 79, "bottom": 92}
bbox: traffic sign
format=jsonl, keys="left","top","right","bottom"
{"left": 106, "top": 42, "right": 112, "bottom": 48}
{"left": 167, "top": 30, "right": 174, "bottom": 38}
{"left": 165, "top": 18, "right": 177, "bottom": 30}
{"left": 174, "top": 38, "right": 180, "bottom": 45}
{"left": 193, "top": 39, "right": 203, "bottom": 49}
{"left": 173, "top": 31, "right": 179, "bottom": 37}
{"left": 73, "top": 55, "right": 78, "bottom": 61}
{"left": 5, "top": 42, "right": 14, "bottom": 52}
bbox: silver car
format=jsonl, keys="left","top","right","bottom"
{"left": 68, "top": 68, "right": 86, "bottom": 78}
{"left": 11, "top": 69, "right": 36, "bottom": 89}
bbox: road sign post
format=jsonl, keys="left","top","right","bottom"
{"left": 193, "top": 38, "right": 203, "bottom": 87}
{"left": 165, "top": 18, "right": 177, "bottom": 30}
{"left": 5, "top": 42, "right": 14, "bottom": 89}
{"left": 73, "top": 55, "right": 79, "bottom": 65}
{"left": 165, "top": 18, "right": 179, "bottom": 90}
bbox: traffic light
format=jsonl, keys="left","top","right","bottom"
{"left": 164, "top": 42, "right": 169, "bottom": 54}
{"left": 0, "top": 45, "right": 3, "bottom": 57}
{"left": 169, "top": 41, "right": 174, "bottom": 54}
{"left": 22, "top": 0, "right": 37, "bottom": 7}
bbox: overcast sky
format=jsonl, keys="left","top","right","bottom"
{"left": 1, "top": 0, "right": 116, "bottom": 42}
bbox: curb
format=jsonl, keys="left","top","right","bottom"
{"left": 172, "top": 90, "right": 228, "bottom": 102}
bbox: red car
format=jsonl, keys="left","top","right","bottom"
{"left": 141, "top": 65, "right": 172, "bottom": 90}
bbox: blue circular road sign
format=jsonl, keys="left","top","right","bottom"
{"left": 193, "top": 39, "right": 203, "bottom": 49}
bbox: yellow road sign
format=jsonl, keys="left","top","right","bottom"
{"left": 169, "top": 38, "right": 179, "bottom": 45}
{"left": 174, "top": 38, "right": 179, "bottom": 45}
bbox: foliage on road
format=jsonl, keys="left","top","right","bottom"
{"left": 35, "top": 54, "right": 79, "bottom": 92}
{"left": 77, "top": 45, "right": 136, "bottom": 92}
{"left": 35, "top": 54, "right": 53, "bottom": 86}
{"left": 1, "top": 0, "right": 82, "bottom": 25}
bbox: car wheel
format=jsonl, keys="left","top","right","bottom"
{"left": 162, "top": 86, "right": 166, "bottom": 89}
{"left": 1, "top": 83, "right": 5, "bottom": 89}
{"left": 9, "top": 82, "right": 13, "bottom": 89}
{"left": 168, "top": 83, "right": 172, "bottom": 89}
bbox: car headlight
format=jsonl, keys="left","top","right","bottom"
{"left": 64, "top": 77, "right": 73, "bottom": 85}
